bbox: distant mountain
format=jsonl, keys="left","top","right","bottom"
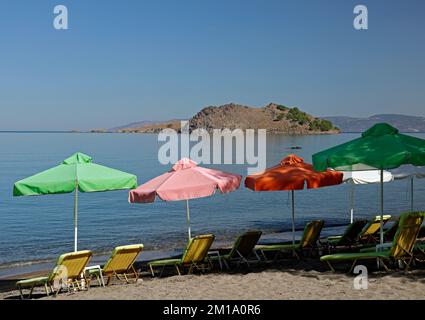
{"left": 109, "top": 120, "right": 183, "bottom": 131}
{"left": 113, "top": 120, "right": 183, "bottom": 133}
{"left": 110, "top": 121, "right": 158, "bottom": 131}
{"left": 323, "top": 114, "right": 425, "bottom": 133}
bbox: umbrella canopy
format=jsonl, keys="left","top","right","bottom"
{"left": 14, "top": 152, "right": 137, "bottom": 251}
{"left": 245, "top": 154, "right": 343, "bottom": 244}
{"left": 245, "top": 154, "right": 343, "bottom": 191}
{"left": 312, "top": 123, "right": 425, "bottom": 243}
{"left": 342, "top": 170, "right": 393, "bottom": 223}
{"left": 313, "top": 123, "right": 425, "bottom": 172}
{"left": 390, "top": 165, "right": 425, "bottom": 211}
{"left": 129, "top": 158, "right": 242, "bottom": 239}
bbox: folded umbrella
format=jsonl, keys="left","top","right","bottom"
{"left": 342, "top": 170, "right": 393, "bottom": 223}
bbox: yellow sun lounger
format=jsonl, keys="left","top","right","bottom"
{"left": 16, "top": 250, "right": 92, "bottom": 299}
{"left": 357, "top": 215, "right": 391, "bottom": 244}
{"left": 88, "top": 244, "right": 144, "bottom": 286}
{"left": 321, "top": 212, "right": 424, "bottom": 273}
{"left": 148, "top": 234, "right": 215, "bottom": 277}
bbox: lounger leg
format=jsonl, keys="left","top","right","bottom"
{"left": 348, "top": 260, "right": 357, "bottom": 274}
{"left": 18, "top": 286, "right": 24, "bottom": 300}
{"left": 326, "top": 261, "right": 336, "bottom": 273}
{"left": 406, "top": 258, "right": 412, "bottom": 271}
{"left": 159, "top": 265, "right": 166, "bottom": 277}
{"left": 188, "top": 264, "right": 194, "bottom": 275}
{"left": 100, "top": 273, "right": 106, "bottom": 287}
{"left": 223, "top": 260, "right": 230, "bottom": 270}
{"left": 379, "top": 259, "right": 390, "bottom": 272}
{"left": 149, "top": 265, "right": 155, "bottom": 277}
{"left": 253, "top": 250, "right": 261, "bottom": 263}
{"left": 175, "top": 265, "right": 181, "bottom": 276}
{"left": 217, "top": 256, "right": 223, "bottom": 270}
{"left": 28, "top": 285, "right": 35, "bottom": 299}
{"left": 132, "top": 266, "right": 140, "bottom": 282}
{"left": 260, "top": 250, "right": 268, "bottom": 262}
{"left": 45, "top": 284, "right": 50, "bottom": 296}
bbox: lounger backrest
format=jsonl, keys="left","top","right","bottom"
{"left": 228, "top": 231, "right": 262, "bottom": 258}
{"left": 360, "top": 215, "right": 391, "bottom": 237}
{"left": 49, "top": 250, "right": 92, "bottom": 282}
{"left": 181, "top": 234, "right": 215, "bottom": 264}
{"left": 102, "top": 244, "right": 144, "bottom": 274}
{"left": 390, "top": 212, "right": 424, "bottom": 259}
{"left": 341, "top": 220, "right": 368, "bottom": 244}
{"left": 300, "top": 220, "right": 324, "bottom": 248}
{"left": 384, "top": 218, "right": 400, "bottom": 242}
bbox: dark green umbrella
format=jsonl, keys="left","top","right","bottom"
{"left": 14, "top": 152, "right": 138, "bottom": 251}
{"left": 312, "top": 123, "right": 425, "bottom": 243}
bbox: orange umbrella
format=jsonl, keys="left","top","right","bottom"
{"left": 245, "top": 154, "right": 343, "bottom": 244}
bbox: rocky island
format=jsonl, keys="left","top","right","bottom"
{"left": 189, "top": 103, "right": 339, "bottom": 134}
{"left": 105, "top": 103, "right": 340, "bottom": 135}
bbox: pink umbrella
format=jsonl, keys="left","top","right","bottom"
{"left": 129, "top": 158, "right": 242, "bottom": 239}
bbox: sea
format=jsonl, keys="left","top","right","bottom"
{"left": 0, "top": 132, "right": 424, "bottom": 277}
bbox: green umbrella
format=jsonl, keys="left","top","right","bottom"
{"left": 14, "top": 152, "right": 137, "bottom": 251}
{"left": 312, "top": 123, "right": 425, "bottom": 244}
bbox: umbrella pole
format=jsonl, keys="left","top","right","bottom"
{"left": 74, "top": 180, "right": 78, "bottom": 252}
{"left": 350, "top": 184, "right": 355, "bottom": 224}
{"left": 291, "top": 190, "right": 295, "bottom": 246}
{"left": 411, "top": 177, "right": 414, "bottom": 212}
{"left": 380, "top": 169, "right": 384, "bottom": 245}
{"left": 186, "top": 199, "right": 191, "bottom": 240}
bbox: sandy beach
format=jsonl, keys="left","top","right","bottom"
{"left": 2, "top": 260, "right": 425, "bottom": 300}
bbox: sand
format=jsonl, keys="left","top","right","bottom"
{"left": 2, "top": 262, "right": 425, "bottom": 300}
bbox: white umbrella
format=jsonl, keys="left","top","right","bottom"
{"left": 342, "top": 170, "right": 393, "bottom": 223}
{"left": 390, "top": 165, "right": 425, "bottom": 211}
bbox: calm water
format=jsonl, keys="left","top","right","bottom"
{"left": 0, "top": 132, "right": 424, "bottom": 271}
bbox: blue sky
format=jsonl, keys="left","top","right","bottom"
{"left": 0, "top": 0, "right": 424, "bottom": 130}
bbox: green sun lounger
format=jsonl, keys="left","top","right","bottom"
{"left": 256, "top": 220, "right": 324, "bottom": 260}
{"left": 87, "top": 244, "right": 144, "bottom": 286}
{"left": 326, "top": 219, "right": 368, "bottom": 249}
{"left": 358, "top": 215, "right": 392, "bottom": 244}
{"left": 209, "top": 231, "right": 262, "bottom": 269}
{"left": 320, "top": 212, "right": 424, "bottom": 273}
{"left": 148, "top": 234, "right": 215, "bottom": 277}
{"left": 16, "top": 250, "right": 92, "bottom": 299}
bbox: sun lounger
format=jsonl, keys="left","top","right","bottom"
{"left": 383, "top": 218, "right": 400, "bottom": 242}
{"left": 148, "top": 234, "right": 215, "bottom": 276}
{"left": 358, "top": 215, "right": 392, "bottom": 244}
{"left": 256, "top": 220, "right": 324, "bottom": 260}
{"left": 320, "top": 212, "right": 424, "bottom": 273}
{"left": 87, "top": 244, "right": 144, "bottom": 286}
{"left": 326, "top": 220, "right": 368, "bottom": 249}
{"left": 16, "top": 250, "right": 92, "bottom": 299}
{"left": 209, "top": 231, "right": 262, "bottom": 269}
